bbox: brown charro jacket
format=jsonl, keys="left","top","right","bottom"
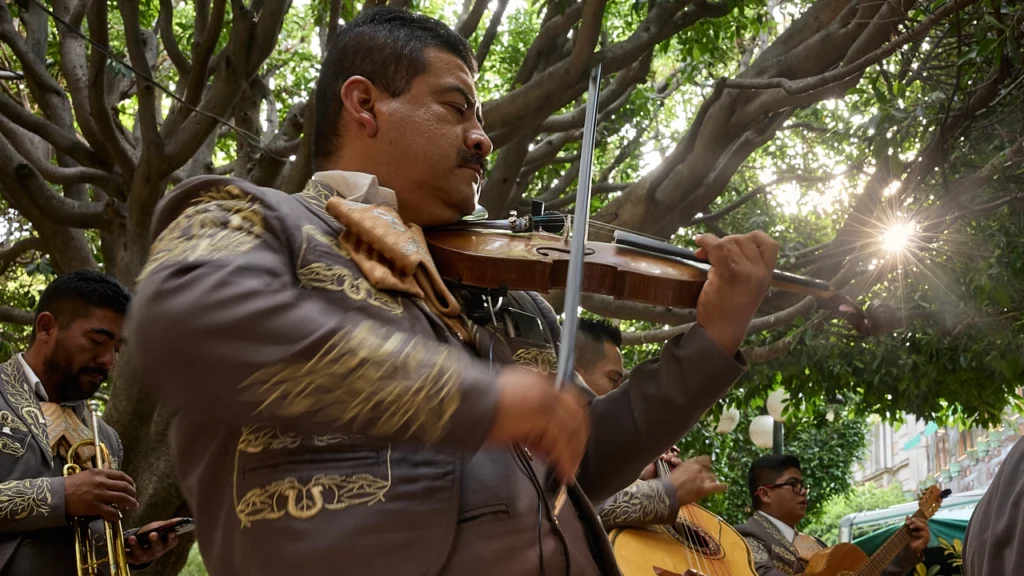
{"left": 127, "top": 172, "right": 748, "bottom": 576}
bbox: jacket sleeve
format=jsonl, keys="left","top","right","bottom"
{"left": 576, "top": 326, "right": 746, "bottom": 500}
{"left": 594, "top": 478, "right": 679, "bottom": 531}
{"left": 743, "top": 535, "right": 793, "bottom": 576}
{"left": 0, "top": 477, "right": 68, "bottom": 534}
{"left": 129, "top": 178, "right": 499, "bottom": 452}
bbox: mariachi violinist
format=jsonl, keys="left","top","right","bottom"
{"left": 128, "top": 7, "right": 778, "bottom": 575}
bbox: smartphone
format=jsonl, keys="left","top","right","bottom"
{"left": 130, "top": 518, "right": 195, "bottom": 550}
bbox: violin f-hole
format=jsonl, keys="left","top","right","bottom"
{"left": 535, "top": 246, "right": 596, "bottom": 257}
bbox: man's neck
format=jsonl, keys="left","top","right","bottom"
{"left": 21, "top": 347, "right": 59, "bottom": 401}
{"left": 759, "top": 509, "right": 797, "bottom": 531}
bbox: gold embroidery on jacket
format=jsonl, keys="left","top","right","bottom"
{"left": 0, "top": 410, "right": 28, "bottom": 456}
{"left": 1, "top": 358, "right": 48, "bottom": 456}
{"left": 0, "top": 478, "right": 51, "bottom": 519}
{"left": 746, "top": 536, "right": 771, "bottom": 563}
{"left": 298, "top": 180, "right": 336, "bottom": 215}
{"left": 238, "top": 426, "right": 301, "bottom": 453}
{"left": 295, "top": 226, "right": 402, "bottom": 316}
{"left": 235, "top": 446, "right": 391, "bottom": 527}
{"left": 512, "top": 348, "right": 557, "bottom": 374}
{"left": 0, "top": 436, "right": 25, "bottom": 457}
{"left": 599, "top": 479, "right": 673, "bottom": 527}
{"left": 238, "top": 321, "right": 462, "bottom": 445}
{"left": 139, "top": 185, "right": 264, "bottom": 280}
{"left": 755, "top": 513, "right": 801, "bottom": 559}
{"left": 312, "top": 433, "right": 350, "bottom": 446}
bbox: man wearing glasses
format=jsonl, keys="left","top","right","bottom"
{"left": 734, "top": 455, "right": 929, "bottom": 575}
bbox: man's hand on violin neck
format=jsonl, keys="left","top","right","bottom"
{"left": 693, "top": 231, "right": 779, "bottom": 355}
{"left": 485, "top": 366, "right": 590, "bottom": 483}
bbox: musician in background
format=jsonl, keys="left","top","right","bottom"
{"left": 963, "top": 436, "right": 1023, "bottom": 575}
{"left": 129, "top": 7, "right": 779, "bottom": 575}
{"left": 0, "top": 270, "right": 182, "bottom": 574}
{"left": 573, "top": 318, "right": 729, "bottom": 530}
{"left": 735, "top": 455, "right": 928, "bottom": 576}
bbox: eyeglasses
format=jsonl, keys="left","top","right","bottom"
{"left": 762, "top": 479, "right": 809, "bottom": 495}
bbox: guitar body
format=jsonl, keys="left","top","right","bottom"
{"left": 800, "top": 543, "right": 870, "bottom": 576}
{"left": 610, "top": 503, "right": 758, "bottom": 576}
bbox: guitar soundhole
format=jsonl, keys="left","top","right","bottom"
{"left": 665, "top": 520, "right": 724, "bottom": 559}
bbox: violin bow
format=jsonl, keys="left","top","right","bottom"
{"left": 550, "top": 62, "right": 602, "bottom": 515}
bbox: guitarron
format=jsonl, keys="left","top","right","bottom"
{"left": 609, "top": 460, "right": 758, "bottom": 576}
{"left": 801, "top": 486, "right": 949, "bottom": 576}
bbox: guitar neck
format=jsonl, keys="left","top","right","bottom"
{"left": 856, "top": 510, "right": 924, "bottom": 576}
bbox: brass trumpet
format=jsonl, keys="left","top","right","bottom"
{"left": 62, "top": 404, "right": 131, "bottom": 576}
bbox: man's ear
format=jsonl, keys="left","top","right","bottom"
{"left": 339, "top": 76, "right": 380, "bottom": 138}
{"left": 34, "top": 312, "right": 57, "bottom": 343}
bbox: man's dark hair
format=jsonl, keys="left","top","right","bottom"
{"left": 30, "top": 270, "right": 131, "bottom": 343}
{"left": 749, "top": 454, "right": 802, "bottom": 510}
{"left": 574, "top": 318, "right": 622, "bottom": 371}
{"left": 312, "top": 7, "right": 477, "bottom": 169}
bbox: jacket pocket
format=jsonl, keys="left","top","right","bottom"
{"left": 0, "top": 426, "right": 31, "bottom": 458}
{"left": 458, "top": 503, "right": 511, "bottom": 525}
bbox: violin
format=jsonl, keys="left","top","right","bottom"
{"left": 424, "top": 208, "right": 839, "bottom": 309}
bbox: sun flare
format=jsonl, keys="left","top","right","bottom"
{"left": 881, "top": 222, "right": 916, "bottom": 252}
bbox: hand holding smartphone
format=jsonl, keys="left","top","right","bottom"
{"left": 130, "top": 517, "right": 195, "bottom": 550}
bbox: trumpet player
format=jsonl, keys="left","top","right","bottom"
{"left": 0, "top": 271, "right": 182, "bottom": 574}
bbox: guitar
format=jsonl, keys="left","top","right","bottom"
{"left": 609, "top": 459, "right": 758, "bottom": 576}
{"left": 801, "top": 486, "right": 950, "bottom": 576}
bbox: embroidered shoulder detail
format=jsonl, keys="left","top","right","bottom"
{"left": 1, "top": 358, "right": 48, "bottom": 456}
{"left": 298, "top": 180, "right": 339, "bottom": 216}
{"left": 139, "top": 185, "right": 265, "bottom": 281}
{"left": 745, "top": 536, "right": 771, "bottom": 563}
{"left": 511, "top": 348, "right": 557, "bottom": 374}
{"left": 295, "top": 225, "right": 402, "bottom": 316}
{"left": 0, "top": 478, "right": 51, "bottom": 519}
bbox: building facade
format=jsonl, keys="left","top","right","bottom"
{"left": 854, "top": 402, "right": 1023, "bottom": 497}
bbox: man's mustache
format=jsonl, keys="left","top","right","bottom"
{"left": 79, "top": 367, "right": 108, "bottom": 380}
{"left": 459, "top": 152, "right": 488, "bottom": 172}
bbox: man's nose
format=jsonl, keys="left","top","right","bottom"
{"left": 466, "top": 127, "right": 493, "bottom": 157}
{"left": 95, "top": 348, "right": 116, "bottom": 370}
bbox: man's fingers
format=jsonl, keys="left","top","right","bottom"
{"left": 100, "top": 469, "right": 136, "bottom": 488}
{"left": 705, "top": 481, "right": 728, "bottom": 495}
{"left": 103, "top": 478, "right": 138, "bottom": 499}
{"left": 749, "top": 230, "right": 779, "bottom": 268}
{"left": 104, "top": 490, "right": 139, "bottom": 511}
{"left": 99, "top": 504, "right": 123, "bottom": 523}
{"left": 693, "top": 234, "right": 720, "bottom": 261}
{"left": 690, "top": 455, "right": 713, "bottom": 468}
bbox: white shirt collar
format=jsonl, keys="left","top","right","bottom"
{"left": 312, "top": 171, "right": 399, "bottom": 210}
{"left": 758, "top": 511, "right": 796, "bottom": 543}
{"left": 17, "top": 353, "right": 49, "bottom": 402}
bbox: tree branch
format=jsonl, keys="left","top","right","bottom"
{"left": 0, "top": 306, "right": 33, "bottom": 326}
{"left": 456, "top": 0, "right": 490, "bottom": 38}
{"left": 0, "top": 237, "right": 42, "bottom": 271}
{"left": 158, "top": 0, "right": 191, "bottom": 76}
{"left": 87, "top": 0, "right": 137, "bottom": 180}
{"left": 0, "top": 91, "right": 104, "bottom": 168}
{"left": 620, "top": 296, "right": 817, "bottom": 346}
{"left": 722, "top": 0, "right": 978, "bottom": 96}
{"left": 475, "top": 0, "right": 509, "bottom": 69}
{"left": 181, "top": 0, "right": 227, "bottom": 118}
{"left": 119, "top": 0, "right": 163, "bottom": 157}
{"left": 0, "top": 114, "right": 117, "bottom": 189}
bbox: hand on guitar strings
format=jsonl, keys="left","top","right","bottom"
{"left": 905, "top": 517, "right": 931, "bottom": 554}
{"left": 640, "top": 446, "right": 682, "bottom": 480}
{"left": 669, "top": 455, "right": 728, "bottom": 506}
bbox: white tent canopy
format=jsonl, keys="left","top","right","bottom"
{"left": 838, "top": 488, "right": 986, "bottom": 543}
